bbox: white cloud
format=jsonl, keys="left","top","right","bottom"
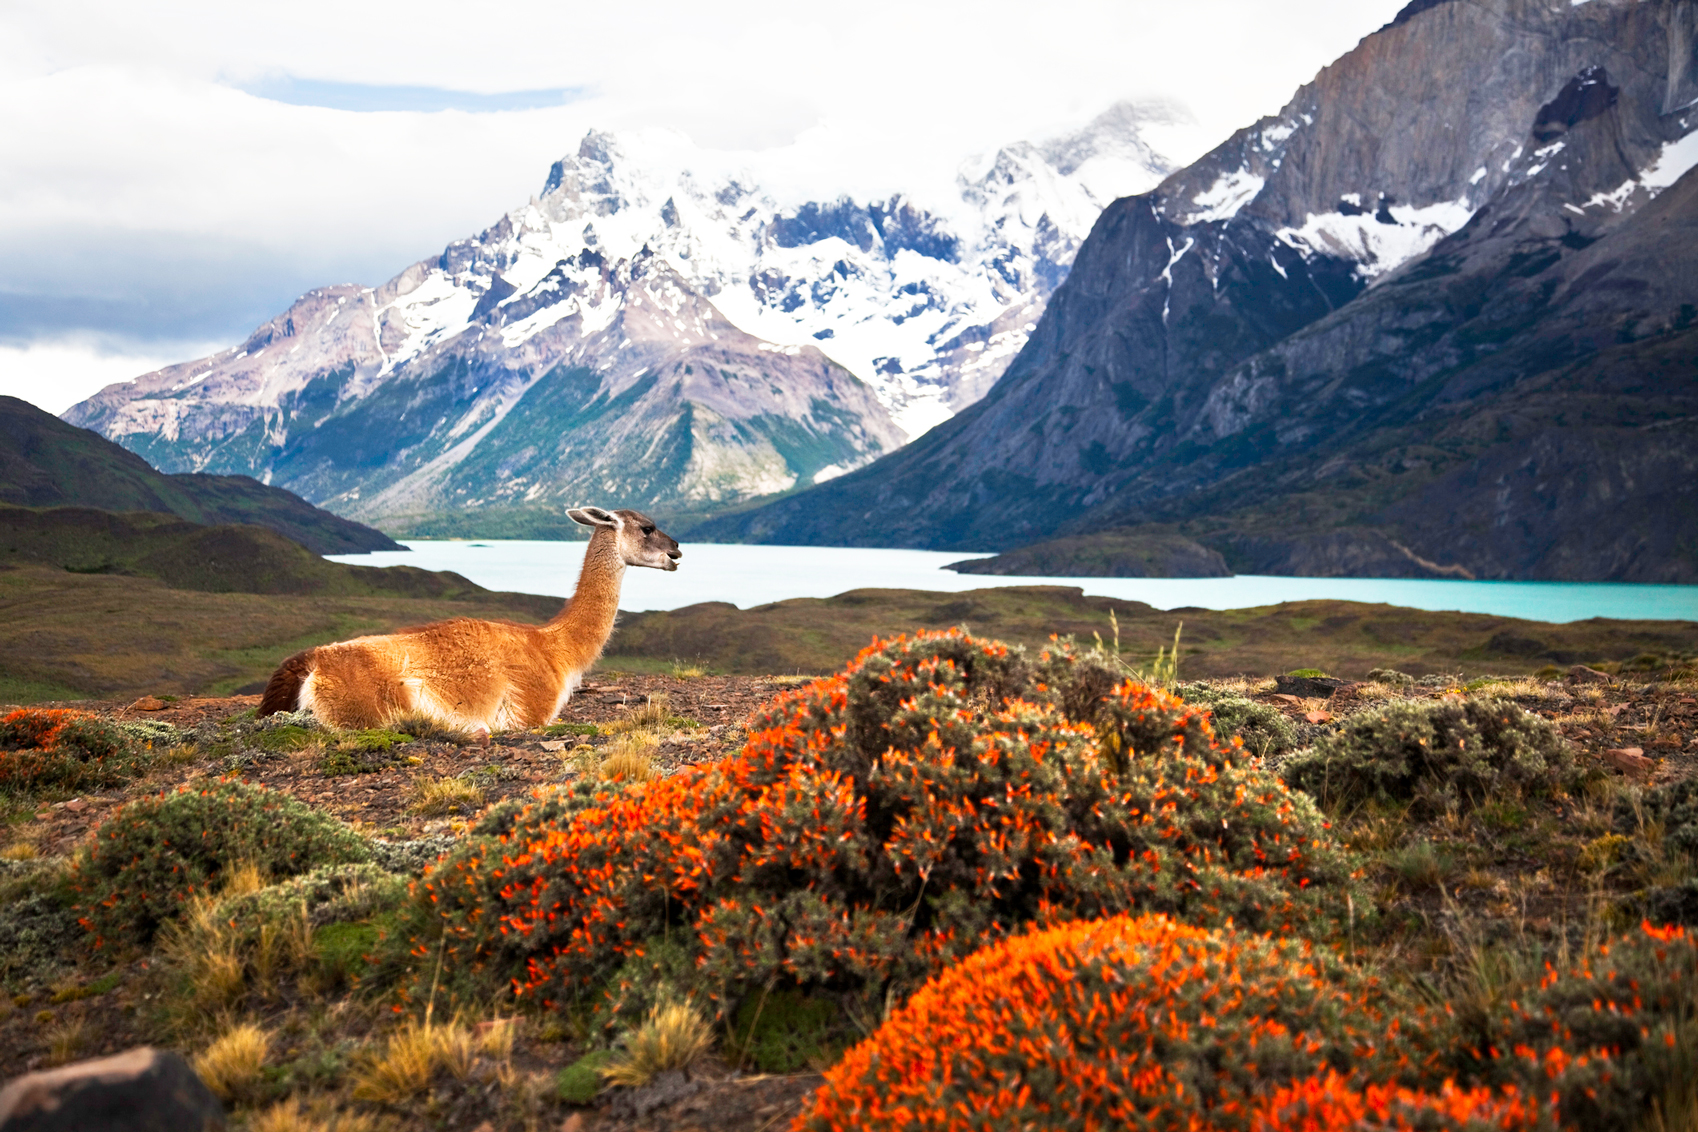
{"left": 0, "top": 0, "right": 1408, "bottom": 408}
{"left": 0, "top": 336, "right": 225, "bottom": 414}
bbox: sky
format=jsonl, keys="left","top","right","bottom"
{"left": 0, "top": 0, "right": 1409, "bottom": 414}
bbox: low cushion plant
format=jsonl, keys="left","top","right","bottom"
{"left": 72, "top": 779, "right": 370, "bottom": 944}
{"left": 795, "top": 912, "right": 1452, "bottom": 1132}
{"left": 1281, "top": 697, "right": 1572, "bottom": 814}
{"left": 0, "top": 708, "right": 151, "bottom": 793}
{"left": 418, "top": 630, "right": 1357, "bottom": 1025}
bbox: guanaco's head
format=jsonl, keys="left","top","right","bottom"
{"left": 568, "top": 506, "right": 683, "bottom": 571}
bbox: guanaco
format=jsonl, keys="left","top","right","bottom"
{"left": 256, "top": 507, "right": 681, "bottom": 734}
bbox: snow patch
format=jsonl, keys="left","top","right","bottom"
{"left": 1277, "top": 198, "right": 1474, "bottom": 279}
{"left": 1182, "top": 168, "right": 1265, "bottom": 224}
{"left": 1643, "top": 129, "right": 1698, "bottom": 192}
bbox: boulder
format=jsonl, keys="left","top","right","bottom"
{"left": 0, "top": 1048, "right": 223, "bottom": 1132}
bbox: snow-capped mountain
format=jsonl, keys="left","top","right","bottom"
{"left": 709, "top": 0, "right": 1698, "bottom": 583}
{"left": 63, "top": 104, "right": 1178, "bottom": 535}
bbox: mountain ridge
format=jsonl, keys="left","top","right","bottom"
{"left": 0, "top": 396, "right": 399, "bottom": 555}
{"left": 62, "top": 107, "right": 1180, "bottom": 535}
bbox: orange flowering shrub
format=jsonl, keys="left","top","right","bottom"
{"left": 0, "top": 708, "right": 143, "bottom": 792}
{"left": 421, "top": 630, "right": 1357, "bottom": 1020}
{"left": 1450, "top": 920, "right": 1698, "bottom": 1132}
{"left": 796, "top": 913, "right": 1440, "bottom": 1132}
{"left": 1251, "top": 1072, "right": 1552, "bottom": 1131}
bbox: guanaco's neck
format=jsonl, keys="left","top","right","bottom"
{"left": 546, "top": 528, "right": 625, "bottom": 665}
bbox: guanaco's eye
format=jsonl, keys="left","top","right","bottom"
{"left": 642, "top": 525, "right": 655, "bottom": 535}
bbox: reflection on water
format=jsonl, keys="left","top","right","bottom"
{"left": 325, "top": 540, "right": 1698, "bottom": 625}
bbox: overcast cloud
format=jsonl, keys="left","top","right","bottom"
{"left": 0, "top": 0, "right": 1407, "bottom": 413}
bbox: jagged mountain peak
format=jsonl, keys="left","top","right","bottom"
{"left": 65, "top": 104, "right": 1176, "bottom": 536}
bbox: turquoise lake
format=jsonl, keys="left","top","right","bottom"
{"left": 324, "top": 541, "right": 1698, "bottom": 625}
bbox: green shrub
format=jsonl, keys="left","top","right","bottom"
{"left": 1367, "top": 668, "right": 1416, "bottom": 685}
{"left": 1281, "top": 697, "right": 1573, "bottom": 814}
{"left": 213, "top": 862, "right": 405, "bottom": 940}
{"left": 0, "top": 709, "right": 152, "bottom": 793}
{"left": 71, "top": 780, "right": 370, "bottom": 944}
{"left": 418, "top": 631, "right": 1357, "bottom": 1026}
{"left": 1177, "top": 685, "right": 1300, "bottom": 761}
{"left": 1635, "top": 779, "right": 1698, "bottom": 859}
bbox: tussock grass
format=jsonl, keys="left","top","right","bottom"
{"left": 669, "top": 661, "right": 707, "bottom": 679}
{"left": 602, "top": 999, "right": 714, "bottom": 1088}
{"left": 475, "top": 1016, "right": 517, "bottom": 1060}
{"left": 406, "top": 776, "right": 484, "bottom": 817}
{"left": 351, "top": 1020, "right": 477, "bottom": 1105}
{"left": 600, "top": 748, "right": 656, "bottom": 784}
{"left": 193, "top": 1022, "right": 271, "bottom": 1103}
{"left": 43, "top": 1013, "right": 90, "bottom": 1066}
{"left": 0, "top": 840, "right": 38, "bottom": 861}
{"left": 601, "top": 695, "right": 672, "bottom": 734}
{"left": 250, "top": 1097, "right": 387, "bottom": 1132}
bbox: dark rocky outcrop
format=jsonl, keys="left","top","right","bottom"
{"left": 945, "top": 529, "right": 1230, "bottom": 577}
{"left": 703, "top": 0, "right": 1698, "bottom": 582}
{"left": 0, "top": 1048, "right": 224, "bottom": 1132}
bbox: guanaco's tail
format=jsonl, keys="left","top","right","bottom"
{"left": 258, "top": 649, "right": 314, "bottom": 717}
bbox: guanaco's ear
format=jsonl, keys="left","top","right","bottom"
{"left": 567, "top": 506, "right": 620, "bottom": 528}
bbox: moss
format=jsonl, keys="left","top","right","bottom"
{"left": 557, "top": 1050, "right": 615, "bottom": 1104}
{"left": 253, "top": 725, "right": 315, "bottom": 752}
{"left": 729, "top": 987, "right": 848, "bottom": 1073}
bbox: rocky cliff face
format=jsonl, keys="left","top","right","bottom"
{"left": 63, "top": 108, "right": 1177, "bottom": 535}
{"left": 708, "top": 0, "right": 1698, "bottom": 582}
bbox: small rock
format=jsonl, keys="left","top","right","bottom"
{"left": 1604, "top": 747, "right": 1654, "bottom": 780}
{"left": 1567, "top": 665, "right": 1611, "bottom": 685}
{"left": 1304, "top": 711, "right": 1332, "bottom": 725}
{"left": 61, "top": 800, "right": 86, "bottom": 813}
{"left": 539, "top": 740, "right": 566, "bottom": 752}
{"left": 0, "top": 1047, "right": 224, "bottom": 1131}
{"left": 1270, "top": 694, "right": 1304, "bottom": 705}
{"left": 1275, "top": 674, "right": 1346, "bottom": 699}
{"left": 129, "top": 696, "right": 167, "bottom": 712}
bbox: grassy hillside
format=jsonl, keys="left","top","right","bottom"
{"left": 0, "top": 395, "right": 399, "bottom": 554}
{"left": 607, "top": 585, "right": 1698, "bottom": 679}
{"left": 0, "top": 504, "right": 539, "bottom": 601}
{"left": 0, "top": 564, "right": 561, "bottom": 702}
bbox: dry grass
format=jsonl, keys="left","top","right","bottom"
{"left": 601, "top": 694, "right": 672, "bottom": 734}
{"left": 407, "top": 776, "right": 485, "bottom": 817}
{"left": 475, "top": 1016, "right": 517, "bottom": 1060}
{"left": 43, "top": 1013, "right": 90, "bottom": 1066}
{"left": 1469, "top": 676, "right": 1552, "bottom": 701}
{"left": 600, "top": 749, "right": 656, "bottom": 784}
{"left": 598, "top": 730, "right": 660, "bottom": 783}
{"left": 160, "top": 895, "right": 246, "bottom": 1013}
{"left": 668, "top": 661, "right": 708, "bottom": 679}
{"left": 222, "top": 860, "right": 269, "bottom": 899}
{"left": 602, "top": 1000, "right": 714, "bottom": 1088}
{"left": 250, "top": 1096, "right": 389, "bottom": 1132}
{"left": 0, "top": 840, "right": 39, "bottom": 861}
{"left": 193, "top": 1022, "right": 271, "bottom": 1103}
{"left": 351, "top": 1020, "right": 477, "bottom": 1105}
{"left": 160, "top": 743, "right": 201, "bottom": 766}
{"left": 566, "top": 743, "right": 600, "bottom": 776}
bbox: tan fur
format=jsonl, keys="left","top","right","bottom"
{"left": 257, "top": 508, "right": 679, "bottom": 733}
